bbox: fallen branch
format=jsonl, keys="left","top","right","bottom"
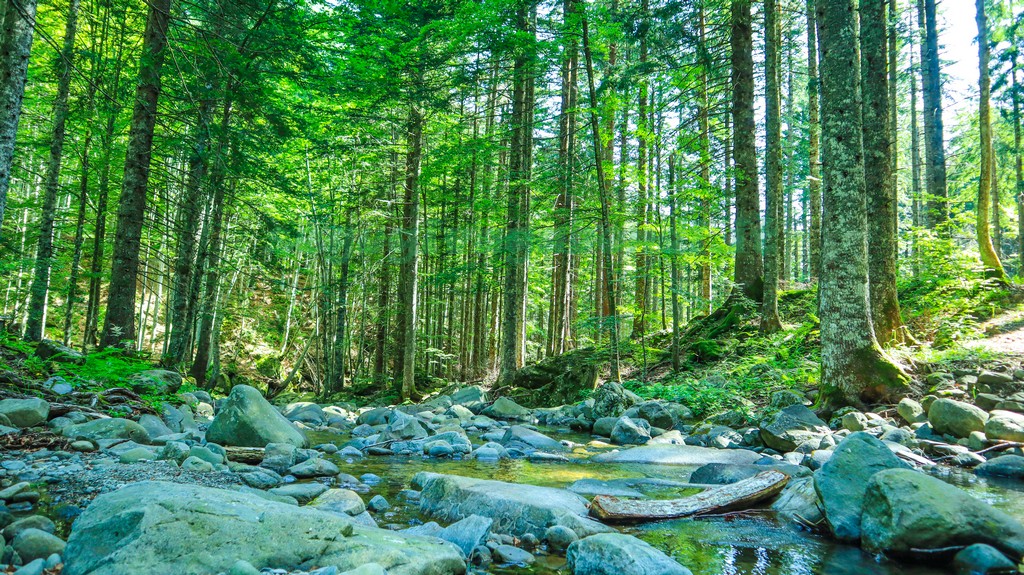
{"left": 976, "top": 441, "right": 1024, "bottom": 455}
{"left": 224, "top": 446, "right": 265, "bottom": 465}
{"left": 589, "top": 470, "right": 790, "bottom": 523}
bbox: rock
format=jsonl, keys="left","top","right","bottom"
{"left": 415, "top": 472, "right": 613, "bottom": 539}
{"left": 0, "top": 398, "right": 49, "bottom": 428}
{"left": 985, "top": 410, "right": 1024, "bottom": 442}
{"left": 928, "top": 399, "right": 989, "bottom": 439}
{"left": 452, "top": 386, "right": 488, "bottom": 406}
{"left": 689, "top": 462, "right": 807, "bottom": 485}
{"left": 759, "top": 405, "right": 829, "bottom": 452}
{"left": 770, "top": 390, "right": 807, "bottom": 409}
{"left": 424, "top": 440, "right": 454, "bottom": 458}
{"left": 544, "top": 525, "right": 579, "bottom": 553}
{"left": 813, "top": 432, "right": 910, "bottom": 543}
{"left": 566, "top": 533, "right": 692, "bottom": 575}
{"left": 368, "top": 495, "right": 389, "bottom": 512}
{"left": 841, "top": 412, "right": 868, "bottom": 432}
{"left": 269, "top": 482, "right": 328, "bottom": 504}
{"left": 590, "top": 382, "right": 637, "bottom": 419}
{"left": 118, "top": 446, "right": 157, "bottom": 463}
{"left": 378, "top": 411, "right": 428, "bottom": 441}
{"left": 261, "top": 442, "right": 298, "bottom": 473}
{"left": 136, "top": 414, "right": 174, "bottom": 439}
{"left": 3, "top": 516, "right": 55, "bottom": 541}
{"left": 289, "top": 457, "right": 339, "bottom": 478}
{"left": 62, "top": 481, "right": 465, "bottom": 575}
{"left": 610, "top": 417, "right": 651, "bottom": 446}
{"left": 188, "top": 445, "right": 224, "bottom": 465}
{"left": 180, "top": 455, "right": 215, "bottom": 472}
{"left": 500, "top": 426, "right": 564, "bottom": 451}
{"left": 309, "top": 489, "right": 366, "bottom": 517}
{"left": 62, "top": 418, "right": 150, "bottom": 444}
{"left": 14, "top": 559, "right": 46, "bottom": 575}
{"left": 35, "top": 339, "right": 85, "bottom": 365}
{"left": 493, "top": 544, "right": 533, "bottom": 565}
{"left": 771, "top": 476, "right": 823, "bottom": 525}
{"left": 861, "top": 469, "right": 1024, "bottom": 558}
{"left": 282, "top": 402, "right": 327, "bottom": 425}
{"left": 953, "top": 544, "right": 1017, "bottom": 575}
{"left": 127, "top": 370, "right": 182, "bottom": 394}
{"left": 438, "top": 515, "right": 492, "bottom": 556}
{"left": 342, "top": 565, "right": 387, "bottom": 575}
{"left": 975, "top": 455, "right": 1024, "bottom": 480}
{"left": 357, "top": 407, "right": 391, "bottom": 426}
{"left": 227, "top": 560, "right": 261, "bottom": 575}
{"left": 482, "top": 397, "right": 532, "bottom": 421}
{"left": 592, "top": 417, "right": 619, "bottom": 437}
{"left": 12, "top": 528, "right": 65, "bottom": 562}
{"left": 206, "top": 385, "right": 307, "bottom": 448}
{"left": 637, "top": 401, "right": 675, "bottom": 429}
{"left": 240, "top": 467, "right": 283, "bottom": 489}
{"left": 591, "top": 444, "right": 760, "bottom": 465}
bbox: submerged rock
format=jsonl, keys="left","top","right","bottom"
{"left": 62, "top": 481, "right": 464, "bottom": 575}
{"left": 206, "top": 385, "right": 307, "bottom": 448}
{"left": 500, "top": 426, "right": 564, "bottom": 452}
{"left": 414, "top": 472, "right": 613, "bottom": 539}
{"left": 566, "top": 533, "right": 692, "bottom": 575}
{"left": 861, "top": 469, "right": 1024, "bottom": 559}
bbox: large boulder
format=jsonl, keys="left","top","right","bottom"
{"left": 62, "top": 481, "right": 464, "bottom": 575}
{"left": 0, "top": 397, "right": 49, "bottom": 428}
{"left": 500, "top": 426, "right": 564, "bottom": 452}
{"left": 928, "top": 399, "right": 989, "bottom": 439}
{"left": 206, "top": 385, "right": 307, "bottom": 448}
{"left": 985, "top": 410, "right": 1024, "bottom": 442}
{"left": 127, "top": 370, "right": 182, "bottom": 395}
{"left": 566, "top": 533, "right": 692, "bottom": 575}
{"left": 509, "top": 348, "right": 600, "bottom": 407}
{"left": 610, "top": 417, "right": 651, "bottom": 446}
{"left": 590, "top": 382, "right": 638, "bottom": 419}
{"left": 414, "top": 472, "right": 613, "bottom": 539}
{"left": 759, "top": 405, "right": 829, "bottom": 452}
{"left": 378, "top": 411, "right": 428, "bottom": 441}
{"left": 861, "top": 469, "right": 1024, "bottom": 559}
{"left": 281, "top": 402, "right": 327, "bottom": 426}
{"left": 975, "top": 455, "right": 1024, "bottom": 480}
{"left": 637, "top": 401, "right": 675, "bottom": 429}
{"left": 591, "top": 444, "right": 760, "bottom": 465}
{"left": 62, "top": 418, "right": 150, "bottom": 444}
{"left": 35, "top": 339, "right": 85, "bottom": 365}
{"left": 481, "top": 397, "right": 532, "bottom": 421}
{"left": 812, "top": 432, "right": 910, "bottom": 542}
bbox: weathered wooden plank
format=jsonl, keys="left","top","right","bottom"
{"left": 589, "top": 470, "right": 790, "bottom": 523}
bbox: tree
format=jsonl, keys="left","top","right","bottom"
{"left": 731, "top": 0, "right": 763, "bottom": 303}
{"left": 0, "top": 0, "right": 39, "bottom": 237}
{"left": 24, "top": 0, "right": 82, "bottom": 342}
{"left": 976, "top": 0, "right": 1007, "bottom": 280}
{"left": 861, "top": 0, "right": 905, "bottom": 344}
{"left": 100, "top": 0, "right": 173, "bottom": 348}
{"left": 816, "top": 0, "right": 908, "bottom": 409}
{"left": 919, "top": 0, "right": 948, "bottom": 230}
{"left": 761, "top": 0, "right": 782, "bottom": 332}
{"left": 806, "top": 0, "right": 820, "bottom": 282}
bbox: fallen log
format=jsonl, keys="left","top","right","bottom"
{"left": 224, "top": 446, "right": 266, "bottom": 465}
{"left": 589, "top": 470, "right": 790, "bottom": 523}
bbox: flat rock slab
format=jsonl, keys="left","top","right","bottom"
{"left": 590, "top": 444, "right": 760, "bottom": 466}
{"left": 63, "top": 481, "right": 464, "bottom": 575}
{"left": 413, "top": 472, "right": 613, "bottom": 539}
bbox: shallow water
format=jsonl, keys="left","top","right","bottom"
{"left": 307, "top": 428, "right": 1024, "bottom": 575}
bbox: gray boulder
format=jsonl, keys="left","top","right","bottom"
{"left": 309, "top": 489, "right": 366, "bottom": 517}
{"left": 953, "top": 544, "right": 1016, "bottom": 575}
{"left": 62, "top": 418, "right": 150, "bottom": 444}
{"left": 566, "top": 533, "right": 692, "bottom": 575}
{"left": 378, "top": 411, "right": 428, "bottom": 441}
{"left": 610, "top": 417, "right": 651, "bottom": 446}
{"left": 501, "top": 426, "right": 564, "bottom": 452}
{"left": 206, "top": 385, "right": 307, "bottom": 448}
{"left": 928, "top": 399, "right": 989, "bottom": 439}
{"left": 637, "top": 401, "right": 674, "bottom": 429}
{"left": 812, "top": 431, "right": 910, "bottom": 542}
{"left": 12, "top": 528, "right": 65, "bottom": 562}
{"left": 896, "top": 398, "right": 927, "bottom": 424}
{"left": 136, "top": 414, "right": 173, "bottom": 439}
{"left": 288, "top": 457, "right": 339, "bottom": 478}
{"left": 592, "top": 417, "right": 619, "bottom": 437}
{"left": 438, "top": 515, "right": 492, "bottom": 557}
{"left": 759, "top": 405, "right": 829, "bottom": 452}
{"left": 482, "top": 397, "right": 532, "bottom": 421}
{"left": 0, "top": 398, "right": 49, "bottom": 428}
{"left": 771, "top": 476, "right": 823, "bottom": 525}
{"left": 590, "top": 382, "right": 637, "bottom": 419}
{"left": 282, "top": 402, "right": 327, "bottom": 425}
{"left": 35, "top": 339, "right": 85, "bottom": 365}
{"left": 127, "top": 370, "right": 182, "bottom": 394}
{"left": 861, "top": 469, "right": 1024, "bottom": 559}
{"left": 975, "top": 455, "right": 1024, "bottom": 480}
{"left": 985, "top": 410, "right": 1024, "bottom": 442}
{"left": 62, "top": 481, "right": 464, "bottom": 575}
{"left": 414, "top": 472, "right": 613, "bottom": 539}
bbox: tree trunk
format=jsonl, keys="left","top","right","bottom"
{"left": 816, "top": 0, "right": 909, "bottom": 409}
{"left": 761, "top": 0, "right": 782, "bottom": 333}
{"left": 0, "top": 0, "right": 38, "bottom": 237}
{"left": 910, "top": 18, "right": 923, "bottom": 275}
{"left": 731, "top": 0, "right": 763, "bottom": 302}
{"left": 919, "top": 0, "right": 947, "bottom": 230}
{"left": 24, "top": 0, "right": 81, "bottom": 342}
{"left": 100, "top": 0, "right": 172, "bottom": 348}
{"left": 807, "top": 0, "right": 821, "bottom": 283}
{"left": 1012, "top": 0, "right": 1024, "bottom": 277}
{"left": 697, "top": 4, "right": 712, "bottom": 316}
{"left": 862, "top": 0, "right": 905, "bottom": 344}
{"left": 975, "top": 0, "right": 1006, "bottom": 280}
{"left": 396, "top": 103, "right": 422, "bottom": 400}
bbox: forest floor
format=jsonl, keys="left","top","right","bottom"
{"left": 964, "top": 304, "right": 1024, "bottom": 357}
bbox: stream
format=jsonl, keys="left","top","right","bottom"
{"left": 302, "top": 429, "right": 1024, "bottom": 575}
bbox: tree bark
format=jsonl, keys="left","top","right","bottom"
{"left": 395, "top": 103, "right": 422, "bottom": 399}
{"left": 807, "top": 0, "right": 821, "bottom": 283}
{"left": 975, "top": 0, "right": 1007, "bottom": 280}
{"left": 100, "top": 0, "right": 172, "bottom": 348}
{"left": 919, "top": 0, "right": 947, "bottom": 230}
{"left": 0, "top": 0, "right": 38, "bottom": 237}
{"left": 761, "top": 0, "right": 782, "bottom": 332}
{"left": 731, "top": 0, "right": 763, "bottom": 302}
{"left": 817, "top": 0, "right": 909, "bottom": 409}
